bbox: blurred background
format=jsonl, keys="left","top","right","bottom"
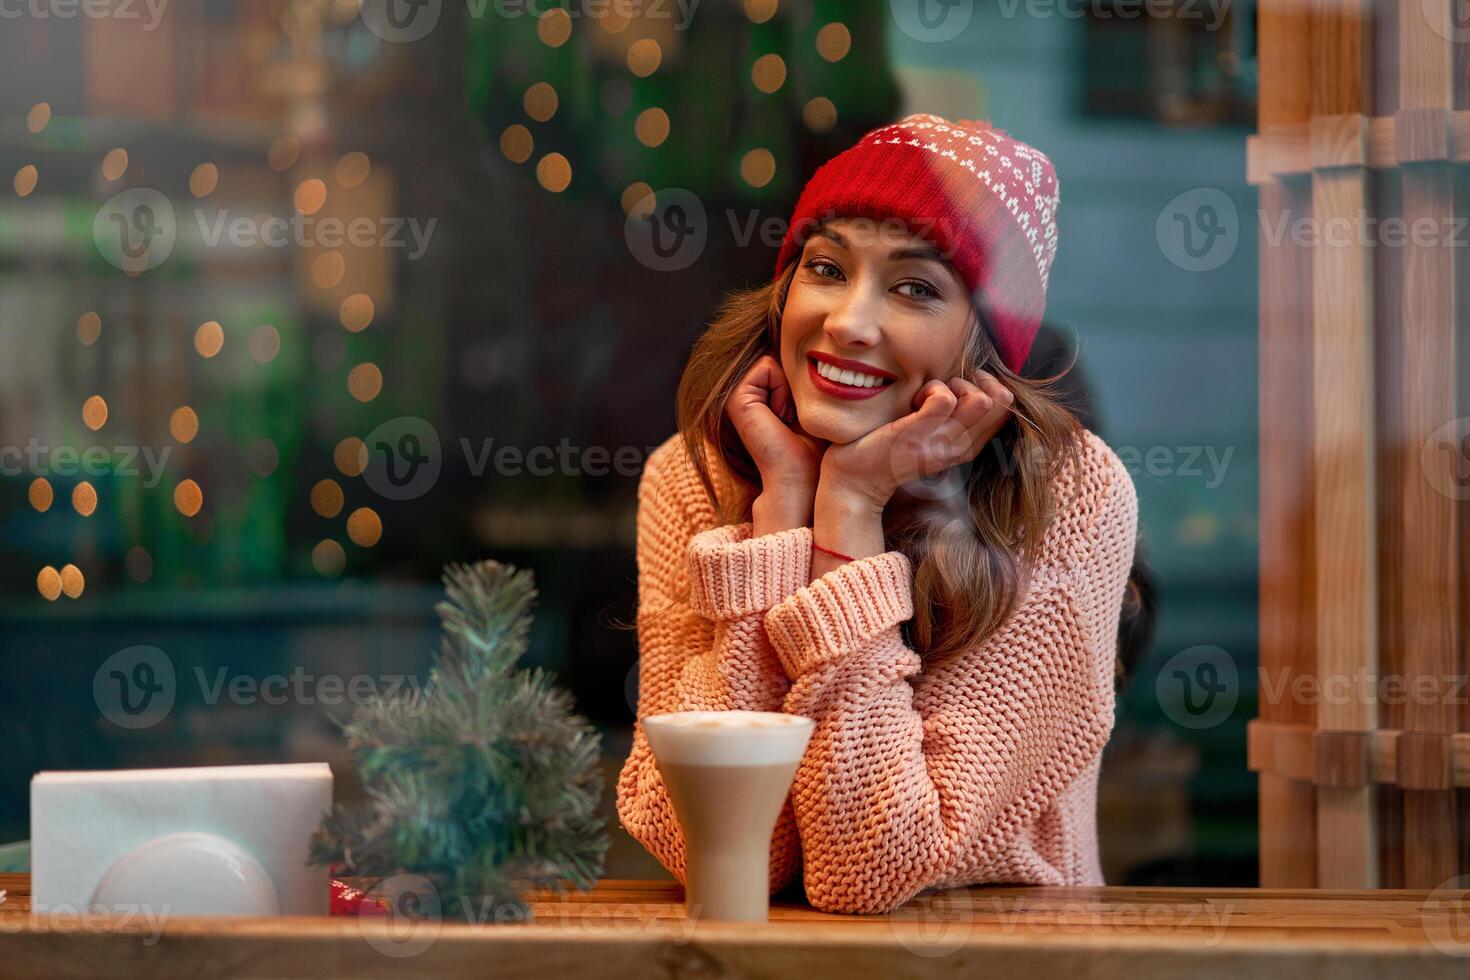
{"left": 0, "top": 0, "right": 1261, "bottom": 885}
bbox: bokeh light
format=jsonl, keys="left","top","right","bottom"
{"left": 537, "top": 7, "right": 572, "bottom": 46}
{"left": 294, "top": 178, "right": 327, "bottom": 215}
{"left": 26, "top": 102, "right": 51, "bottom": 134}
{"left": 500, "top": 124, "right": 534, "bottom": 164}
{"left": 312, "top": 539, "right": 346, "bottom": 577}
{"left": 311, "top": 479, "right": 345, "bottom": 518}
{"left": 340, "top": 294, "right": 375, "bottom": 332}
{"left": 336, "top": 151, "right": 371, "bottom": 188}
{"left": 101, "top": 148, "right": 128, "bottom": 181}
{"left": 82, "top": 395, "right": 108, "bottom": 431}
{"left": 334, "top": 437, "right": 367, "bottom": 476}
{"left": 744, "top": 0, "right": 777, "bottom": 23}
{"left": 28, "top": 478, "right": 52, "bottom": 512}
{"left": 77, "top": 311, "right": 101, "bottom": 346}
{"left": 348, "top": 362, "right": 383, "bottom": 402}
{"left": 268, "top": 135, "right": 300, "bottom": 171}
{"left": 195, "top": 321, "right": 224, "bottom": 358}
{"left": 621, "top": 182, "right": 655, "bottom": 219}
{"left": 73, "top": 481, "right": 97, "bottom": 517}
{"left": 536, "top": 153, "right": 572, "bottom": 192}
{"left": 524, "top": 82, "right": 558, "bottom": 122}
{"left": 174, "top": 479, "right": 203, "bottom": 517}
{"left": 635, "top": 109, "right": 669, "bottom": 148}
{"left": 36, "top": 567, "right": 61, "bottom": 602}
{"left": 170, "top": 406, "right": 199, "bottom": 443}
{"left": 803, "top": 97, "right": 837, "bottom": 132}
{"left": 347, "top": 507, "right": 382, "bottom": 547}
{"left": 59, "top": 564, "right": 84, "bottom": 599}
{"left": 627, "top": 39, "right": 662, "bottom": 77}
{"left": 13, "top": 165, "right": 37, "bottom": 197}
{"left": 189, "top": 163, "right": 219, "bottom": 197}
{"left": 751, "top": 54, "right": 786, "bottom": 94}
{"left": 249, "top": 325, "right": 281, "bottom": 364}
{"left": 313, "top": 251, "right": 346, "bottom": 288}
{"left": 740, "top": 148, "right": 776, "bottom": 187}
{"left": 816, "top": 23, "right": 852, "bottom": 61}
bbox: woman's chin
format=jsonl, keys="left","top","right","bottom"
{"left": 793, "top": 402, "right": 887, "bottom": 445}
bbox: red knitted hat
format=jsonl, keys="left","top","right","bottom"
{"left": 773, "top": 113, "right": 1060, "bottom": 374}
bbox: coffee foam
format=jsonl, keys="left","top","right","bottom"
{"left": 642, "top": 710, "right": 814, "bottom": 766}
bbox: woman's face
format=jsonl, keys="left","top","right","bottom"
{"left": 778, "top": 217, "right": 977, "bottom": 445}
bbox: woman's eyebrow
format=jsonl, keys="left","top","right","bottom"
{"left": 816, "top": 229, "right": 943, "bottom": 263}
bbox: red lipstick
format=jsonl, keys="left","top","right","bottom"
{"left": 809, "top": 351, "right": 898, "bottom": 380}
{"left": 806, "top": 353, "right": 896, "bottom": 401}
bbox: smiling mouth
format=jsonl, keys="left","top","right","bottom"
{"left": 807, "top": 355, "right": 894, "bottom": 401}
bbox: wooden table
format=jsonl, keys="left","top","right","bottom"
{"left": 1, "top": 873, "right": 1467, "bottom": 978}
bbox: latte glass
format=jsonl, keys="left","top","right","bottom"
{"left": 642, "top": 710, "right": 815, "bottom": 922}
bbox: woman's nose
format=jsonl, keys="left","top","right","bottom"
{"left": 822, "top": 283, "right": 883, "bottom": 348}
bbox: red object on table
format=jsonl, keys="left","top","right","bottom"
{"left": 330, "top": 878, "right": 387, "bottom": 916}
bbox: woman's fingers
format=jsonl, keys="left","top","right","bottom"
{"left": 947, "top": 377, "right": 992, "bottom": 432}
{"left": 912, "top": 378, "right": 958, "bottom": 415}
{"left": 768, "top": 371, "right": 794, "bottom": 423}
{"left": 960, "top": 372, "right": 1013, "bottom": 437}
{"left": 731, "top": 356, "right": 783, "bottom": 413}
{"left": 972, "top": 371, "right": 1014, "bottom": 410}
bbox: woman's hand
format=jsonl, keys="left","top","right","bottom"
{"left": 726, "top": 355, "right": 828, "bottom": 534}
{"left": 819, "top": 373, "right": 1015, "bottom": 517}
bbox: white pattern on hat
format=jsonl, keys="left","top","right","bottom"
{"left": 865, "top": 114, "right": 1060, "bottom": 290}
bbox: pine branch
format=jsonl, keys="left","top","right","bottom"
{"left": 311, "top": 559, "right": 610, "bottom": 920}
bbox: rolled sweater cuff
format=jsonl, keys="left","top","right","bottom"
{"left": 765, "top": 551, "right": 914, "bottom": 679}
{"left": 686, "top": 523, "right": 814, "bottom": 620}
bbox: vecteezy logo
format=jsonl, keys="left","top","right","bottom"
{"left": 361, "top": 416, "right": 442, "bottom": 501}
{"left": 888, "top": 885, "right": 974, "bottom": 957}
{"left": 1155, "top": 644, "right": 1238, "bottom": 730}
{"left": 359, "top": 874, "right": 442, "bottom": 958}
{"left": 93, "top": 189, "right": 177, "bottom": 273}
{"left": 623, "top": 187, "right": 707, "bottom": 272}
{"left": 93, "top": 646, "right": 176, "bottom": 730}
{"left": 1156, "top": 188, "right": 1239, "bottom": 272}
{"left": 1421, "top": 417, "right": 1470, "bottom": 501}
{"left": 1423, "top": 875, "right": 1470, "bottom": 957}
{"left": 887, "top": 414, "right": 974, "bottom": 502}
{"left": 1419, "top": 0, "right": 1470, "bottom": 43}
{"left": 890, "top": 0, "right": 973, "bottom": 44}
{"left": 360, "top": 0, "right": 442, "bottom": 43}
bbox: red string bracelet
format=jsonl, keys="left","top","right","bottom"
{"left": 812, "top": 540, "right": 855, "bottom": 563}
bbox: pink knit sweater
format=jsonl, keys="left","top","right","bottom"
{"left": 616, "top": 428, "right": 1138, "bottom": 914}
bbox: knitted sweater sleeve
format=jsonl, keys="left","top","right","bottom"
{"left": 614, "top": 442, "right": 812, "bottom": 892}
{"left": 765, "top": 440, "right": 1138, "bottom": 913}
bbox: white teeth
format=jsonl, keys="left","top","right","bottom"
{"left": 814, "top": 359, "right": 887, "bottom": 388}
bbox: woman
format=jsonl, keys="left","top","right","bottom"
{"left": 616, "top": 114, "right": 1139, "bottom": 914}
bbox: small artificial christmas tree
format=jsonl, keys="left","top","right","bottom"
{"left": 310, "top": 560, "right": 609, "bottom": 921}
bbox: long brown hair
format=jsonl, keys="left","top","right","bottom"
{"left": 675, "top": 260, "right": 1084, "bottom": 665}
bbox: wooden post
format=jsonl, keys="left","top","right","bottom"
{"left": 1256, "top": 0, "right": 1319, "bottom": 890}
{"left": 1394, "top": 0, "right": 1461, "bottom": 889}
{"left": 1251, "top": 0, "right": 1468, "bottom": 890}
{"left": 1310, "top": 0, "right": 1379, "bottom": 890}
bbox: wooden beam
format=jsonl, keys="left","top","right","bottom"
{"left": 1394, "top": 0, "right": 1461, "bottom": 888}
{"left": 1258, "top": 161, "right": 1318, "bottom": 887}
{"left": 1244, "top": 109, "right": 1470, "bottom": 183}
{"left": 1309, "top": 0, "right": 1379, "bottom": 892}
{"left": 1259, "top": 0, "right": 1313, "bottom": 130}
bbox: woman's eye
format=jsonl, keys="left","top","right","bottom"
{"left": 806, "top": 259, "right": 842, "bottom": 280}
{"left": 896, "top": 280, "right": 939, "bottom": 300}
